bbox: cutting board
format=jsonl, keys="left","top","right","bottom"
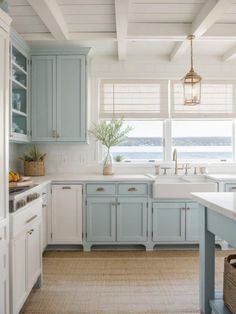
{"left": 9, "top": 180, "right": 33, "bottom": 188}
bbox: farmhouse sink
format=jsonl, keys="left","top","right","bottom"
{"left": 151, "top": 175, "right": 217, "bottom": 199}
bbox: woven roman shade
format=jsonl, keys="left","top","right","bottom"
{"left": 100, "top": 79, "right": 169, "bottom": 119}
{"left": 171, "top": 81, "right": 236, "bottom": 118}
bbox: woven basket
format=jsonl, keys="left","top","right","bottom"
{"left": 24, "top": 161, "right": 45, "bottom": 176}
{"left": 223, "top": 254, "right": 236, "bottom": 313}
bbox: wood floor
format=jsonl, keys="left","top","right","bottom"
{"left": 21, "top": 250, "right": 228, "bottom": 314}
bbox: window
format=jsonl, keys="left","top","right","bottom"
{"left": 99, "top": 79, "right": 236, "bottom": 163}
{"left": 172, "top": 120, "right": 233, "bottom": 162}
{"left": 110, "top": 121, "right": 164, "bottom": 162}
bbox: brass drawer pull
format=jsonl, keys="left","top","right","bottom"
{"left": 26, "top": 215, "right": 37, "bottom": 225}
{"left": 27, "top": 229, "right": 34, "bottom": 235}
{"left": 128, "top": 187, "right": 137, "bottom": 192}
{"left": 96, "top": 187, "right": 105, "bottom": 192}
{"left": 42, "top": 204, "right": 47, "bottom": 208}
{"left": 111, "top": 202, "right": 116, "bottom": 206}
{"left": 62, "top": 186, "right": 71, "bottom": 189}
{"left": 230, "top": 187, "right": 236, "bottom": 190}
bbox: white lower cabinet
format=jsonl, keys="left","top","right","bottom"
{"left": 51, "top": 185, "right": 83, "bottom": 244}
{"left": 10, "top": 199, "right": 42, "bottom": 314}
{"left": 0, "top": 225, "right": 9, "bottom": 314}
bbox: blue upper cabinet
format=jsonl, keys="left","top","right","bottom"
{"left": 56, "top": 55, "right": 86, "bottom": 141}
{"left": 31, "top": 56, "right": 56, "bottom": 141}
{"left": 31, "top": 50, "right": 89, "bottom": 143}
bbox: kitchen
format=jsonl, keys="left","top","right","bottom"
{"left": 1, "top": 0, "right": 236, "bottom": 313}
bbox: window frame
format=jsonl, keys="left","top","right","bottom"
{"left": 98, "top": 79, "right": 236, "bottom": 165}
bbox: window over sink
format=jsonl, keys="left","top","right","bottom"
{"left": 99, "top": 79, "right": 235, "bottom": 164}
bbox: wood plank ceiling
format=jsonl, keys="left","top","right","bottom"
{"left": 7, "top": 0, "right": 236, "bottom": 61}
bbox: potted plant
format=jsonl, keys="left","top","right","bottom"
{"left": 114, "top": 154, "right": 124, "bottom": 162}
{"left": 89, "top": 119, "right": 132, "bottom": 175}
{"left": 20, "top": 145, "right": 46, "bottom": 176}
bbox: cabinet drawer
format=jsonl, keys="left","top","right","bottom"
{"left": 86, "top": 184, "right": 116, "bottom": 195}
{"left": 10, "top": 198, "right": 42, "bottom": 238}
{"left": 118, "top": 184, "right": 148, "bottom": 195}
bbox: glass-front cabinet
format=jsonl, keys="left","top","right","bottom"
{"left": 9, "top": 32, "right": 30, "bottom": 142}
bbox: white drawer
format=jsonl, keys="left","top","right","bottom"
{"left": 10, "top": 198, "right": 42, "bottom": 238}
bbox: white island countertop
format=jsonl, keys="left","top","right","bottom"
{"left": 191, "top": 192, "right": 236, "bottom": 221}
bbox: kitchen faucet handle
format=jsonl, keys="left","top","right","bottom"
{"left": 161, "top": 167, "right": 171, "bottom": 175}
{"left": 184, "top": 163, "right": 191, "bottom": 175}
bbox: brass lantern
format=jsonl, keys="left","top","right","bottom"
{"left": 182, "top": 35, "right": 202, "bottom": 105}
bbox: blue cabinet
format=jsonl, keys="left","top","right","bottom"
{"left": 86, "top": 197, "right": 148, "bottom": 243}
{"left": 86, "top": 197, "right": 116, "bottom": 242}
{"left": 153, "top": 202, "right": 186, "bottom": 242}
{"left": 186, "top": 202, "right": 200, "bottom": 242}
{"left": 117, "top": 198, "right": 148, "bottom": 242}
{"left": 31, "top": 56, "right": 56, "bottom": 141}
{"left": 56, "top": 55, "right": 86, "bottom": 141}
{"left": 152, "top": 201, "right": 200, "bottom": 243}
{"left": 31, "top": 53, "right": 88, "bottom": 142}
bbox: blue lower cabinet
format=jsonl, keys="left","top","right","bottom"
{"left": 117, "top": 198, "right": 148, "bottom": 242}
{"left": 153, "top": 202, "right": 186, "bottom": 242}
{"left": 86, "top": 197, "right": 116, "bottom": 242}
{"left": 185, "top": 202, "right": 200, "bottom": 242}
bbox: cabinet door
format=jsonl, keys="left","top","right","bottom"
{"left": 27, "top": 223, "right": 41, "bottom": 290}
{"left": 42, "top": 196, "right": 48, "bottom": 252}
{"left": 56, "top": 55, "right": 86, "bottom": 142}
{"left": 51, "top": 185, "right": 83, "bottom": 243}
{"left": 0, "top": 27, "right": 8, "bottom": 222}
{"left": 153, "top": 202, "right": 185, "bottom": 242}
{"left": 87, "top": 197, "right": 116, "bottom": 242}
{"left": 0, "top": 228, "right": 8, "bottom": 314}
{"left": 31, "top": 56, "right": 56, "bottom": 141}
{"left": 186, "top": 202, "right": 200, "bottom": 242}
{"left": 0, "top": 275, "right": 7, "bottom": 314}
{"left": 117, "top": 198, "right": 148, "bottom": 242}
{"left": 11, "top": 233, "right": 27, "bottom": 314}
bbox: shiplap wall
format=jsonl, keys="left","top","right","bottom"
{"left": 11, "top": 54, "right": 236, "bottom": 174}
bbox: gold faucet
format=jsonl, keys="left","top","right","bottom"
{"left": 173, "top": 148, "right": 183, "bottom": 175}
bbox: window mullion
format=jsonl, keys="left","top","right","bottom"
{"left": 164, "top": 119, "right": 172, "bottom": 163}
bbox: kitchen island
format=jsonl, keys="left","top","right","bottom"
{"left": 191, "top": 192, "right": 236, "bottom": 314}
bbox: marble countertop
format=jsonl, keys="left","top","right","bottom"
{"left": 206, "top": 174, "right": 236, "bottom": 182}
{"left": 191, "top": 192, "right": 236, "bottom": 221}
{"left": 31, "top": 173, "right": 154, "bottom": 186}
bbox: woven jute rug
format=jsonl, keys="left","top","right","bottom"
{"left": 20, "top": 250, "right": 229, "bottom": 314}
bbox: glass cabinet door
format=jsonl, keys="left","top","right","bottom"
{"left": 10, "top": 44, "right": 29, "bottom": 141}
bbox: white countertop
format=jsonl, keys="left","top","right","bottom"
{"left": 191, "top": 192, "right": 236, "bottom": 221}
{"left": 206, "top": 174, "right": 236, "bottom": 182}
{"left": 31, "top": 173, "right": 154, "bottom": 186}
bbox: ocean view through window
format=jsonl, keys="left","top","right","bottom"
{"left": 109, "top": 120, "right": 233, "bottom": 162}
{"left": 110, "top": 121, "right": 164, "bottom": 161}
{"left": 172, "top": 121, "right": 233, "bottom": 162}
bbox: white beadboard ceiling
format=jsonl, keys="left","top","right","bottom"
{"left": 7, "top": 0, "right": 236, "bottom": 61}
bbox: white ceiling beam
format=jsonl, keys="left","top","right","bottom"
{"left": 222, "top": 45, "right": 236, "bottom": 61}
{"left": 169, "top": 0, "right": 234, "bottom": 61}
{"left": 27, "top": 0, "right": 69, "bottom": 40}
{"left": 115, "top": 0, "right": 130, "bottom": 61}
{"left": 21, "top": 23, "right": 236, "bottom": 42}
